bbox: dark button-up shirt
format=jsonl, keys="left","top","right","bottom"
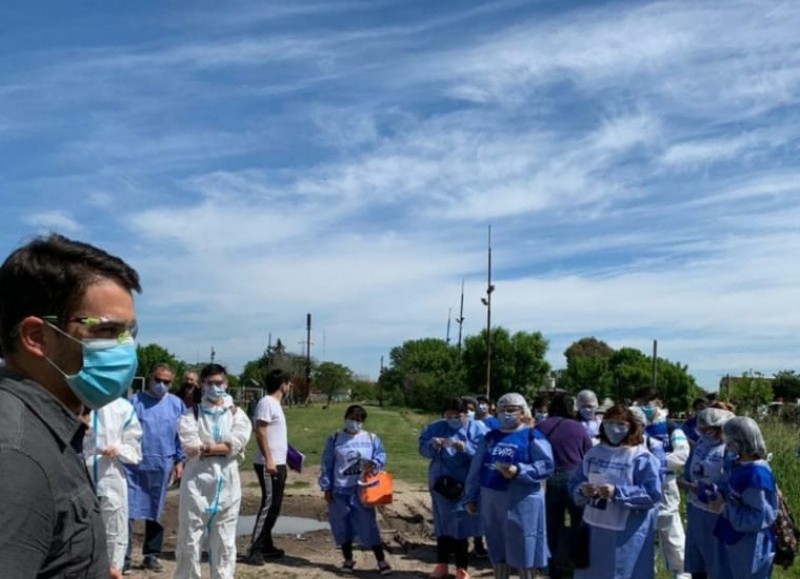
{"left": 0, "top": 369, "right": 109, "bottom": 578}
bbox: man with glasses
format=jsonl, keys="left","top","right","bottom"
{"left": 125, "top": 363, "right": 186, "bottom": 573}
{"left": 0, "top": 233, "right": 141, "bottom": 578}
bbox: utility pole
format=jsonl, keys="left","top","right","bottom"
{"left": 456, "top": 279, "right": 465, "bottom": 352}
{"left": 446, "top": 307, "right": 452, "bottom": 345}
{"left": 378, "top": 355, "right": 384, "bottom": 407}
{"left": 305, "top": 313, "right": 312, "bottom": 404}
{"left": 480, "top": 226, "right": 495, "bottom": 399}
{"left": 210, "top": 347, "right": 216, "bottom": 363}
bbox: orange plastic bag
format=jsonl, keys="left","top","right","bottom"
{"left": 359, "top": 471, "right": 393, "bottom": 506}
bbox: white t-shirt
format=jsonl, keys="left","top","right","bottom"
{"left": 253, "top": 395, "right": 288, "bottom": 466}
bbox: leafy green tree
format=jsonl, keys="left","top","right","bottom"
{"left": 239, "top": 338, "right": 315, "bottom": 403}
{"left": 314, "top": 361, "right": 354, "bottom": 405}
{"left": 379, "top": 338, "right": 464, "bottom": 411}
{"left": 462, "top": 328, "right": 550, "bottom": 401}
{"left": 561, "top": 337, "right": 615, "bottom": 392}
{"left": 727, "top": 371, "right": 773, "bottom": 416}
{"left": 136, "top": 343, "right": 187, "bottom": 390}
{"left": 772, "top": 370, "right": 800, "bottom": 402}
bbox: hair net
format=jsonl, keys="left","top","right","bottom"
{"left": 496, "top": 392, "right": 531, "bottom": 418}
{"left": 628, "top": 406, "right": 647, "bottom": 425}
{"left": 696, "top": 408, "right": 734, "bottom": 428}
{"left": 722, "top": 416, "right": 767, "bottom": 459}
{"left": 576, "top": 389, "right": 598, "bottom": 407}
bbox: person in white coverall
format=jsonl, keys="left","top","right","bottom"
{"left": 84, "top": 396, "right": 143, "bottom": 572}
{"left": 174, "top": 364, "right": 252, "bottom": 579}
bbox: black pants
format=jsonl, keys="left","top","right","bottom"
{"left": 250, "top": 463, "right": 287, "bottom": 553}
{"left": 545, "top": 469, "right": 584, "bottom": 578}
{"left": 124, "top": 519, "right": 164, "bottom": 566}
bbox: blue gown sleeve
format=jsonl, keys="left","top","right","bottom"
{"left": 515, "top": 434, "right": 554, "bottom": 484}
{"left": 371, "top": 433, "right": 387, "bottom": 471}
{"left": 613, "top": 452, "right": 662, "bottom": 509}
{"left": 318, "top": 434, "right": 336, "bottom": 491}
{"left": 463, "top": 421, "right": 488, "bottom": 458}
{"left": 419, "top": 422, "right": 441, "bottom": 459}
{"left": 724, "top": 487, "right": 777, "bottom": 533}
{"left": 463, "top": 437, "right": 488, "bottom": 504}
{"left": 570, "top": 460, "right": 590, "bottom": 506}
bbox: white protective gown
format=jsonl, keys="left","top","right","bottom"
{"left": 175, "top": 396, "right": 252, "bottom": 579}
{"left": 84, "top": 397, "right": 143, "bottom": 571}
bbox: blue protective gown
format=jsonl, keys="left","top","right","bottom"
{"left": 569, "top": 443, "right": 662, "bottom": 579}
{"left": 319, "top": 430, "right": 387, "bottom": 547}
{"left": 464, "top": 426, "right": 554, "bottom": 570}
{"left": 714, "top": 461, "right": 777, "bottom": 579}
{"left": 683, "top": 435, "right": 730, "bottom": 577}
{"left": 419, "top": 418, "right": 488, "bottom": 539}
{"left": 126, "top": 391, "right": 186, "bottom": 520}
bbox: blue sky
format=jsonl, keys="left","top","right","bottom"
{"left": 2, "top": 0, "right": 799, "bottom": 392}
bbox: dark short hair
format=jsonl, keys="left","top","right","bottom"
{"left": 598, "top": 404, "right": 644, "bottom": 447}
{"left": 442, "top": 396, "right": 466, "bottom": 415}
{"left": 265, "top": 368, "right": 291, "bottom": 393}
{"left": 476, "top": 394, "right": 491, "bottom": 405}
{"left": 150, "top": 362, "right": 173, "bottom": 376}
{"left": 548, "top": 393, "right": 575, "bottom": 419}
{"left": 344, "top": 404, "right": 367, "bottom": 422}
{"left": 200, "top": 363, "right": 227, "bottom": 381}
{"left": 634, "top": 387, "right": 660, "bottom": 403}
{"left": 532, "top": 395, "right": 548, "bottom": 411}
{"left": 461, "top": 396, "right": 478, "bottom": 410}
{"left": 0, "top": 234, "right": 141, "bottom": 355}
{"left": 692, "top": 397, "right": 708, "bottom": 412}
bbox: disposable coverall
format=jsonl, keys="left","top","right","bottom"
{"left": 419, "top": 418, "right": 488, "bottom": 539}
{"left": 319, "top": 429, "right": 387, "bottom": 548}
{"left": 174, "top": 396, "right": 252, "bottom": 579}
{"left": 570, "top": 442, "right": 662, "bottom": 579}
{"left": 464, "top": 426, "right": 554, "bottom": 573}
{"left": 84, "top": 397, "right": 142, "bottom": 571}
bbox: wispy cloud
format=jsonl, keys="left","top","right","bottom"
{"left": 23, "top": 211, "right": 80, "bottom": 234}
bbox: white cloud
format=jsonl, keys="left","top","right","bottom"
{"left": 23, "top": 211, "right": 80, "bottom": 234}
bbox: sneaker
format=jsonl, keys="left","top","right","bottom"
{"left": 455, "top": 568, "right": 471, "bottom": 579}
{"left": 429, "top": 563, "right": 449, "bottom": 578}
{"left": 341, "top": 559, "right": 356, "bottom": 574}
{"left": 244, "top": 551, "right": 266, "bottom": 566}
{"left": 472, "top": 547, "right": 489, "bottom": 560}
{"left": 263, "top": 547, "right": 285, "bottom": 559}
{"left": 378, "top": 560, "right": 393, "bottom": 576}
{"left": 121, "top": 563, "right": 132, "bottom": 576}
{"left": 143, "top": 556, "right": 164, "bottom": 572}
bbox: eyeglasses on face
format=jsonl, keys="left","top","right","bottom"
{"left": 41, "top": 315, "right": 138, "bottom": 342}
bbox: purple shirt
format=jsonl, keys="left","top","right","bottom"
{"left": 535, "top": 416, "right": 593, "bottom": 472}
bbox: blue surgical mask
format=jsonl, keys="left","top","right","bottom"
{"left": 500, "top": 412, "right": 519, "bottom": 428}
{"left": 477, "top": 404, "right": 489, "bottom": 414}
{"left": 603, "top": 422, "right": 630, "bottom": 445}
{"left": 446, "top": 418, "right": 463, "bottom": 429}
{"left": 466, "top": 411, "right": 475, "bottom": 420}
{"left": 345, "top": 419, "right": 363, "bottom": 433}
{"left": 45, "top": 326, "right": 138, "bottom": 409}
{"left": 204, "top": 384, "right": 226, "bottom": 401}
{"left": 535, "top": 412, "right": 548, "bottom": 423}
{"left": 579, "top": 407, "right": 596, "bottom": 421}
{"left": 150, "top": 381, "right": 169, "bottom": 397}
{"left": 641, "top": 405, "right": 656, "bottom": 421}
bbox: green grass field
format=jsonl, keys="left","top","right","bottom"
{"left": 246, "top": 404, "right": 800, "bottom": 578}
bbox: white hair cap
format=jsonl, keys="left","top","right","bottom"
{"left": 628, "top": 406, "right": 647, "bottom": 425}
{"left": 722, "top": 416, "right": 767, "bottom": 459}
{"left": 496, "top": 392, "right": 531, "bottom": 418}
{"left": 576, "top": 389, "right": 598, "bottom": 407}
{"left": 697, "top": 408, "right": 734, "bottom": 428}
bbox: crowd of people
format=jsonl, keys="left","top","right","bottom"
{"left": 0, "top": 233, "right": 784, "bottom": 579}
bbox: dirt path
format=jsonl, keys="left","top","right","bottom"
{"left": 124, "top": 465, "right": 499, "bottom": 578}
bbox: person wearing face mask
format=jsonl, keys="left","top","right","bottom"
{"left": 125, "top": 362, "right": 186, "bottom": 573}
{"left": 569, "top": 404, "right": 663, "bottom": 579}
{"left": 419, "top": 397, "right": 489, "bottom": 579}
{"left": 634, "top": 387, "right": 691, "bottom": 579}
{"left": 576, "top": 389, "right": 601, "bottom": 440}
{"left": 712, "top": 417, "right": 777, "bottom": 579}
{"left": 178, "top": 370, "right": 200, "bottom": 411}
{"left": 464, "top": 393, "right": 554, "bottom": 579}
{"left": 174, "top": 363, "right": 252, "bottom": 579}
{"left": 476, "top": 394, "right": 501, "bottom": 430}
{"left": 0, "top": 233, "right": 141, "bottom": 579}
{"left": 461, "top": 395, "right": 490, "bottom": 560}
{"left": 319, "top": 405, "right": 393, "bottom": 575}
{"left": 677, "top": 408, "right": 735, "bottom": 579}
